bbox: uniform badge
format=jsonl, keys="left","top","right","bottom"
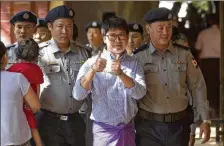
{"left": 168, "top": 13, "right": 172, "bottom": 19}
{"left": 23, "top": 13, "right": 29, "bottom": 19}
{"left": 69, "top": 10, "right": 74, "bottom": 17}
{"left": 133, "top": 24, "right": 139, "bottom": 30}
{"left": 92, "top": 21, "right": 97, "bottom": 27}
{"left": 191, "top": 58, "right": 198, "bottom": 68}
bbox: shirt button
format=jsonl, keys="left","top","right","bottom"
{"left": 165, "top": 83, "right": 167, "bottom": 86}
{"left": 50, "top": 69, "right": 53, "bottom": 72}
{"left": 178, "top": 67, "right": 181, "bottom": 70}
{"left": 69, "top": 83, "right": 71, "bottom": 85}
{"left": 162, "top": 57, "right": 164, "bottom": 60}
{"left": 163, "top": 69, "right": 166, "bottom": 71}
{"left": 167, "top": 97, "right": 169, "bottom": 99}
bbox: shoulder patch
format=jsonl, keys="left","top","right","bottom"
{"left": 132, "top": 43, "right": 148, "bottom": 54}
{"left": 6, "top": 44, "right": 16, "bottom": 50}
{"left": 38, "top": 41, "right": 50, "bottom": 49}
{"left": 173, "top": 42, "right": 190, "bottom": 50}
{"left": 76, "top": 42, "right": 92, "bottom": 52}
{"left": 75, "top": 41, "right": 92, "bottom": 58}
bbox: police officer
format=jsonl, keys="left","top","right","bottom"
{"left": 7, "top": 11, "right": 37, "bottom": 68}
{"left": 126, "top": 23, "right": 143, "bottom": 56}
{"left": 134, "top": 7, "right": 211, "bottom": 146}
{"left": 85, "top": 21, "right": 105, "bottom": 56}
{"left": 37, "top": 5, "right": 90, "bottom": 146}
{"left": 33, "top": 18, "right": 52, "bottom": 43}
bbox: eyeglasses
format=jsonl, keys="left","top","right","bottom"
{"left": 106, "top": 33, "right": 127, "bottom": 41}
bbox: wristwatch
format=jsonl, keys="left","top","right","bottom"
{"left": 203, "top": 120, "right": 211, "bottom": 124}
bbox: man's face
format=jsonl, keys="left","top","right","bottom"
{"left": 127, "top": 31, "right": 143, "bottom": 51}
{"left": 13, "top": 22, "right": 36, "bottom": 42}
{"left": 48, "top": 18, "right": 73, "bottom": 45}
{"left": 33, "top": 27, "right": 52, "bottom": 43}
{"left": 87, "top": 28, "right": 103, "bottom": 47}
{"left": 104, "top": 28, "right": 128, "bottom": 56}
{"left": 146, "top": 20, "right": 172, "bottom": 48}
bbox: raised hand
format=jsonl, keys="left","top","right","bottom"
{"left": 111, "top": 54, "right": 122, "bottom": 75}
{"left": 92, "top": 51, "right": 107, "bottom": 72}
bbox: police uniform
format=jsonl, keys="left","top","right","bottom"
{"left": 36, "top": 5, "right": 90, "bottom": 146}
{"left": 6, "top": 11, "right": 37, "bottom": 69}
{"left": 85, "top": 21, "right": 105, "bottom": 56}
{"left": 134, "top": 8, "right": 209, "bottom": 146}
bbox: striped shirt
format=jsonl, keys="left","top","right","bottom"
{"left": 73, "top": 49, "right": 146, "bottom": 126}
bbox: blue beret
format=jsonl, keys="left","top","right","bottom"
{"left": 144, "top": 7, "right": 172, "bottom": 23}
{"left": 45, "top": 5, "right": 75, "bottom": 23}
{"left": 10, "top": 11, "right": 37, "bottom": 25}
{"left": 85, "top": 21, "right": 101, "bottom": 32}
{"left": 128, "top": 23, "right": 143, "bottom": 35}
{"left": 37, "top": 18, "right": 47, "bottom": 28}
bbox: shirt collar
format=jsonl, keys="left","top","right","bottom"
{"left": 49, "top": 39, "right": 78, "bottom": 54}
{"left": 102, "top": 47, "right": 127, "bottom": 61}
{"left": 149, "top": 41, "right": 176, "bottom": 55}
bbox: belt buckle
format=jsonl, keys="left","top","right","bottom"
{"left": 164, "top": 113, "right": 172, "bottom": 123}
{"left": 60, "top": 115, "right": 68, "bottom": 121}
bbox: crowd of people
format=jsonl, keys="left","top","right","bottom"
{"left": 1, "top": 4, "right": 220, "bottom": 146}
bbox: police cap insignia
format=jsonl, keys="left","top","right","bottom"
{"left": 133, "top": 24, "right": 139, "bottom": 30}
{"left": 23, "top": 13, "right": 29, "bottom": 19}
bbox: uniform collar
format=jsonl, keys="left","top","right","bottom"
{"left": 49, "top": 39, "right": 78, "bottom": 54}
{"left": 149, "top": 41, "right": 176, "bottom": 55}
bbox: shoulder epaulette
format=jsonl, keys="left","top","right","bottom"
{"left": 75, "top": 41, "right": 92, "bottom": 57}
{"left": 132, "top": 43, "right": 148, "bottom": 54}
{"left": 6, "top": 44, "right": 16, "bottom": 50}
{"left": 173, "top": 42, "right": 190, "bottom": 50}
{"left": 38, "top": 41, "right": 50, "bottom": 49}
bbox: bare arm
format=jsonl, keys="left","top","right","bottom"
{"left": 36, "top": 84, "right": 40, "bottom": 97}
{"left": 23, "top": 86, "right": 41, "bottom": 113}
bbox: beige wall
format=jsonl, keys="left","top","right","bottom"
{"left": 67, "top": 1, "right": 158, "bottom": 44}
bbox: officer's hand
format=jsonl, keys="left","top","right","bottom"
{"left": 189, "top": 134, "right": 195, "bottom": 146}
{"left": 111, "top": 55, "right": 122, "bottom": 75}
{"left": 92, "top": 51, "right": 107, "bottom": 72}
{"left": 199, "top": 122, "right": 211, "bottom": 144}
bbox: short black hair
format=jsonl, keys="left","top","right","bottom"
{"left": 0, "top": 41, "right": 7, "bottom": 61}
{"left": 15, "top": 38, "right": 40, "bottom": 62}
{"left": 73, "top": 23, "right": 78, "bottom": 41}
{"left": 101, "top": 17, "right": 129, "bottom": 36}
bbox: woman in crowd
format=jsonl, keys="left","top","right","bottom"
{"left": 7, "top": 38, "right": 44, "bottom": 146}
{"left": 1, "top": 40, "right": 40, "bottom": 146}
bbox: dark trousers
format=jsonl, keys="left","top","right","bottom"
{"left": 199, "top": 58, "right": 220, "bottom": 117}
{"left": 35, "top": 110, "right": 86, "bottom": 146}
{"left": 135, "top": 116, "right": 190, "bottom": 146}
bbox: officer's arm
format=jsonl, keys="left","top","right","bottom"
{"left": 72, "top": 59, "right": 92, "bottom": 101}
{"left": 186, "top": 51, "right": 209, "bottom": 120}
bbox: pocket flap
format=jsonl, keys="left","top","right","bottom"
{"left": 43, "top": 65, "right": 61, "bottom": 74}
{"left": 144, "top": 64, "right": 159, "bottom": 72}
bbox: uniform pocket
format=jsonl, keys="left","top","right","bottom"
{"left": 44, "top": 65, "right": 63, "bottom": 86}
{"left": 144, "top": 63, "right": 159, "bottom": 84}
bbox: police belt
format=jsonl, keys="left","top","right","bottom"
{"left": 41, "top": 109, "right": 79, "bottom": 121}
{"left": 138, "top": 108, "right": 188, "bottom": 123}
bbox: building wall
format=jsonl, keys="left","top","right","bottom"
{"left": 67, "top": 1, "right": 158, "bottom": 44}
{"left": 0, "top": 1, "right": 49, "bottom": 45}
{"left": 0, "top": 1, "right": 158, "bottom": 45}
